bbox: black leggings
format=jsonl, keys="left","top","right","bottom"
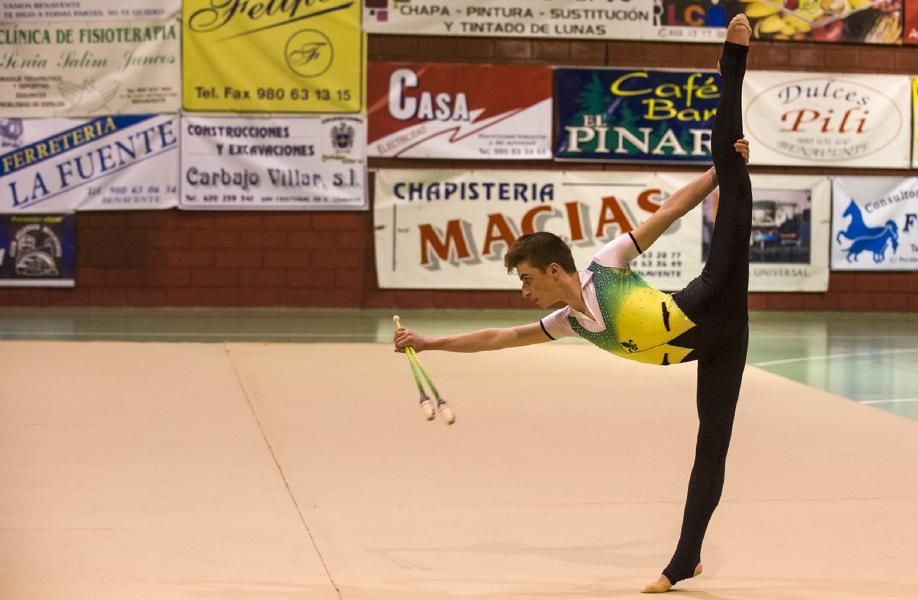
{"left": 663, "top": 41, "right": 752, "bottom": 584}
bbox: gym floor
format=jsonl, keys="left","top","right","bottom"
{"left": 1, "top": 309, "right": 917, "bottom": 600}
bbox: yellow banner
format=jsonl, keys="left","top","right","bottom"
{"left": 182, "top": 0, "right": 364, "bottom": 113}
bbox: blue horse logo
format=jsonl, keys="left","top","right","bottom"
{"left": 836, "top": 199, "right": 898, "bottom": 264}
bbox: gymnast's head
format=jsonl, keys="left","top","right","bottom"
{"left": 504, "top": 232, "right": 578, "bottom": 309}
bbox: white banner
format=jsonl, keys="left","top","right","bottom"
{"left": 0, "top": 115, "right": 179, "bottom": 213}
{"left": 1, "top": 1, "right": 178, "bottom": 20}
{"left": 374, "top": 170, "right": 829, "bottom": 292}
{"left": 364, "top": 0, "right": 653, "bottom": 40}
{"left": 913, "top": 79, "right": 918, "bottom": 168}
{"left": 181, "top": 115, "right": 367, "bottom": 211}
{"left": 368, "top": 63, "right": 552, "bottom": 159}
{"left": 0, "top": 18, "right": 181, "bottom": 117}
{"left": 832, "top": 177, "right": 918, "bottom": 271}
{"left": 743, "top": 71, "right": 912, "bottom": 168}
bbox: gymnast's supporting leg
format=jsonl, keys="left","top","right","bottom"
{"left": 642, "top": 14, "right": 752, "bottom": 593}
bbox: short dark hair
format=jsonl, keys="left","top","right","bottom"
{"left": 504, "top": 232, "right": 576, "bottom": 274}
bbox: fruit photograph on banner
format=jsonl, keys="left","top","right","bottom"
{"left": 728, "top": 0, "right": 901, "bottom": 43}
{"left": 182, "top": 0, "right": 364, "bottom": 113}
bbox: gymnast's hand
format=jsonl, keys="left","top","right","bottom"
{"left": 394, "top": 327, "right": 430, "bottom": 353}
{"left": 735, "top": 138, "right": 749, "bottom": 163}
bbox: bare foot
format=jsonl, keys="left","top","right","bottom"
{"left": 725, "top": 14, "right": 751, "bottom": 46}
{"left": 640, "top": 563, "right": 703, "bottom": 593}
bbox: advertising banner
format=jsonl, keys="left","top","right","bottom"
{"left": 1, "top": 1, "right": 178, "bottom": 20}
{"left": 364, "top": 0, "right": 653, "bottom": 39}
{"left": 0, "top": 115, "right": 179, "bottom": 213}
{"left": 705, "top": 174, "right": 831, "bottom": 291}
{"left": 374, "top": 170, "right": 829, "bottom": 291}
{"left": 653, "top": 0, "right": 729, "bottom": 42}
{"left": 183, "top": 0, "right": 364, "bottom": 113}
{"left": 733, "top": 0, "right": 902, "bottom": 44}
{"left": 743, "top": 71, "right": 911, "bottom": 168}
{"left": 913, "top": 79, "right": 918, "bottom": 168}
{"left": 907, "top": 0, "right": 918, "bottom": 44}
{"left": 0, "top": 19, "right": 181, "bottom": 117}
{"left": 368, "top": 63, "right": 552, "bottom": 159}
{"left": 0, "top": 214, "right": 74, "bottom": 287}
{"left": 181, "top": 115, "right": 366, "bottom": 211}
{"left": 555, "top": 68, "right": 720, "bottom": 164}
{"left": 832, "top": 177, "right": 918, "bottom": 271}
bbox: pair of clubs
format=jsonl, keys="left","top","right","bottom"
{"left": 393, "top": 316, "right": 455, "bottom": 425}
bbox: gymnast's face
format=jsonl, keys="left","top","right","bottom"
{"left": 516, "top": 260, "right": 563, "bottom": 309}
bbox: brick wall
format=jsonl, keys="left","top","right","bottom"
{"left": 3, "top": 36, "right": 917, "bottom": 310}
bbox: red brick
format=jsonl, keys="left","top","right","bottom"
{"left": 127, "top": 248, "right": 167, "bottom": 268}
{"left": 83, "top": 213, "right": 128, "bottom": 229}
{"left": 494, "top": 39, "right": 532, "bottom": 60}
{"left": 335, "top": 231, "right": 371, "bottom": 250}
{"left": 76, "top": 268, "right": 106, "bottom": 287}
{"left": 802, "top": 294, "right": 829, "bottom": 310}
{"left": 889, "top": 274, "right": 918, "bottom": 293}
{"left": 909, "top": 295, "right": 918, "bottom": 311}
{"left": 855, "top": 273, "right": 889, "bottom": 292}
{"left": 147, "top": 269, "right": 191, "bottom": 287}
{"left": 451, "top": 38, "right": 494, "bottom": 60}
{"left": 240, "top": 231, "right": 286, "bottom": 249}
{"left": 394, "top": 291, "right": 435, "bottom": 308}
{"left": 5, "top": 289, "right": 47, "bottom": 306}
{"left": 240, "top": 269, "right": 286, "bottom": 288}
{"left": 826, "top": 46, "right": 862, "bottom": 70}
{"left": 79, "top": 229, "right": 146, "bottom": 248}
{"left": 363, "top": 290, "right": 399, "bottom": 308}
{"left": 191, "top": 269, "right": 238, "bottom": 287}
{"left": 321, "top": 289, "right": 362, "bottom": 307}
{"left": 264, "top": 249, "right": 310, "bottom": 269}
{"left": 166, "top": 289, "right": 202, "bottom": 306}
{"left": 106, "top": 268, "right": 146, "bottom": 287}
{"left": 89, "top": 289, "right": 127, "bottom": 306}
{"left": 197, "top": 288, "right": 240, "bottom": 307}
{"left": 368, "top": 35, "right": 418, "bottom": 59}
{"left": 216, "top": 248, "right": 262, "bottom": 269}
{"left": 127, "top": 289, "right": 168, "bottom": 306}
{"left": 508, "top": 294, "right": 532, "bottom": 309}
{"left": 858, "top": 49, "right": 898, "bottom": 72}
{"left": 288, "top": 231, "right": 335, "bottom": 249}
{"left": 895, "top": 51, "right": 918, "bottom": 72}
{"left": 570, "top": 41, "right": 605, "bottom": 64}
{"left": 312, "top": 213, "right": 368, "bottom": 230}
{"left": 277, "top": 289, "right": 318, "bottom": 306}
{"left": 749, "top": 44, "right": 790, "bottom": 70}
{"left": 287, "top": 269, "right": 335, "bottom": 289}
{"left": 788, "top": 47, "right": 825, "bottom": 69}
{"left": 872, "top": 293, "right": 909, "bottom": 312}
{"left": 176, "top": 213, "right": 216, "bottom": 230}
{"left": 84, "top": 247, "right": 128, "bottom": 268}
{"left": 239, "top": 288, "right": 281, "bottom": 306}
{"left": 418, "top": 36, "right": 458, "bottom": 60}
{"left": 747, "top": 294, "right": 767, "bottom": 310}
{"left": 470, "top": 291, "right": 510, "bottom": 309}
{"left": 191, "top": 230, "right": 238, "bottom": 249}
{"left": 767, "top": 294, "right": 804, "bottom": 310}
{"left": 126, "top": 211, "right": 171, "bottom": 230}
{"left": 262, "top": 213, "right": 313, "bottom": 230}
{"left": 167, "top": 249, "right": 214, "bottom": 268}
{"left": 838, "top": 292, "right": 873, "bottom": 311}
{"left": 606, "top": 41, "right": 643, "bottom": 65}
{"left": 828, "top": 273, "right": 857, "bottom": 292}
{"left": 147, "top": 229, "right": 193, "bottom": 248}
{"left": 533, "top": 41, "right": 569, "bottom": 61}
{"left": 311, "top": 249, "right": 363, "bottom": 269}
{"left": 335, "top": 269, "right": 364, "bottom": 289}
{"left": 214, "top": 214, "right": 264, "bottom": 230}
{"left": 46, "top": 288, "right": 89, "bottom": 306}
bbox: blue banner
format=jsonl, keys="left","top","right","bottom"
{"left": 0, "top": 214, "right": 75, "bottom": 287}
{"left": 554, "top": 68, "right": 721, "bottom": 164}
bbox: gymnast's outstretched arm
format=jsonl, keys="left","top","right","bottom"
{"left": 630, "top": 139, "right": 748, "bottom": 255}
